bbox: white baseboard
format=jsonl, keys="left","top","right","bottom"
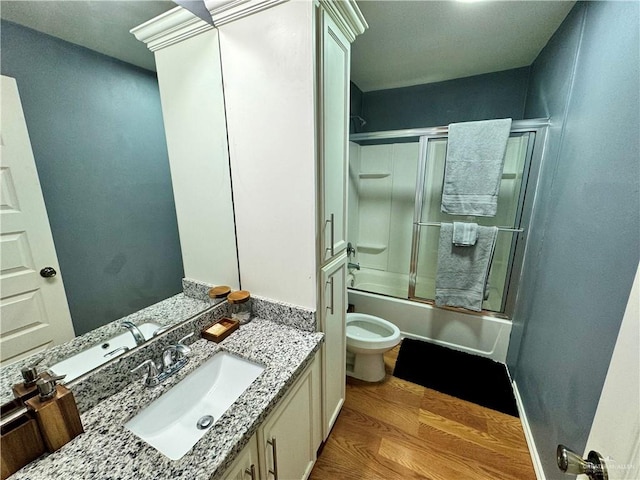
{"left": 512, "top": 380, "right": 547, "bottom": 480}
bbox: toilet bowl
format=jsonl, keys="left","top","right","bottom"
{"left": 346, "top": 312, "right": 401, "bottom": 382}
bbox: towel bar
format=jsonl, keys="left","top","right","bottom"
{"left": 415, "top": 222, "right": 524, "bottom": 233}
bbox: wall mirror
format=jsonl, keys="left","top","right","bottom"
{"left": 0, "top": 0, "right": 238, "bottom": 383}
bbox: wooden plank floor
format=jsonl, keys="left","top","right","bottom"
{"left": 310, "top": 342, "right": 536, "bottom": 480}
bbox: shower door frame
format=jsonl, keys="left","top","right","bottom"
{"left": 350, "top": 118, "right": 549, "bottom": 318}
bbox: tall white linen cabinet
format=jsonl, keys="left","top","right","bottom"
{"left": 133, "top": 0, "right": 367, "bottom": 456}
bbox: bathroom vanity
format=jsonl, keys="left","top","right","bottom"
{"left": 6, "top": 304, "right": 323, "bottom": 480}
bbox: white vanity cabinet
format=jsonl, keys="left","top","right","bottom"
{"left": 223, "top": 435, "right": 260, "bottom": 480}
{"left": 223, "top": 355, "right": 321, "bottom": 480}
{"left": 319, "top": 253, "right": 347, "bottom": 440}
{"left": 257, "top": 355, "right": 321, "bottom": 480}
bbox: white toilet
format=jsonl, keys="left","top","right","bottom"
{"left": 346, "top": 312, "right": 401, "bottom": 382}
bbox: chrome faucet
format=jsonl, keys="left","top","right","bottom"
{"left": 348, "top": 262, "right": 361, "bottom": 270}
{"left": 122, "top": 321, "right": 146, "bottom": 346}
{"left": 131, "top": 333, "right": 194, "bottom": 387}
{"left": 347, "top": 242, "right": 356, "bottom": 258}
{"left": 161, "top": 335, "right": 192, "bottom": 371}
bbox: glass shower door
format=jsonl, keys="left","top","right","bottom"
{"left": 409, "top": 132, "right": 533, "bottom": 312}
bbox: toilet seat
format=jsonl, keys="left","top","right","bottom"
{"left": 346, "top": 313, "right": 401, "bottom": 351}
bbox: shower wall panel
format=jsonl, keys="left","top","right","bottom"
{"left": 355, "top": 142, "right": 419, "bottom": 282}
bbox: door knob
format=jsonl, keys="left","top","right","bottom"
{"left": 557, "top": 444, "right": 608, "bottom": 480}
{"left": 40, "top": 267, "right": 57, "bottom": 278}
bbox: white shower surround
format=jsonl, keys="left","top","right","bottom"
{"left": 348, "top": 268, "right": 511, "bottom": 363}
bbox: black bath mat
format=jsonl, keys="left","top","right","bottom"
{"left": 393, "top": 338, "right": 519, "bottom": 417}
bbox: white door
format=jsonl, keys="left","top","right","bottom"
{"left": 584, "top": 263, "right": 640, "bottom": 479}
{"left": 0, "top": 75, "right": 75, "bottom": 365}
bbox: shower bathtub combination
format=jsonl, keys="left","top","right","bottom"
{"left": 347, "top": 119, "right": 548, "bottom": 363}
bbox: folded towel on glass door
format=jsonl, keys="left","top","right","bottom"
{"left": 435, "top": 223, "right": 498, "bottom": 312}
{"left": 452, "top": 222, "right": 478, "bottom": 246}
{"left": 441, "top": 118, "right": 512, "bottom": 217}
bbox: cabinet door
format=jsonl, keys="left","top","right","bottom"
{"left": 320, "top": 253, "right": 347, "bottom": 440}
{"left": 319, "top": 8, "right": 350, "bottom": 263}
{"left": 259, "top": 357, "right": 318, "bottom": 480}
{"left": 223, "top": 435, "right": 260, "bottom": 480}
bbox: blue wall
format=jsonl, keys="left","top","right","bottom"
{"left": 353, "top": 67, "right": 530, "bottom": 132}
{"left": 1, "top": 21, "right": 184, "bottom": 336}
{"left": 508, "top": 2, "right": 639, "bottom": 477}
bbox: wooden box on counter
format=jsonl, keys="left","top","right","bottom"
{"left": 24, "top": 385, "right": 84, "bottom": 453}
{"left": 201, "top": 317, "right": 239, "bottom": 343}
{"left": 1, "top": 409, "right": 45, "bottom": 479}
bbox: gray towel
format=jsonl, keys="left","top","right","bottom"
{"left": 435, "top": 223, "right": 498, "bottom": 312}
{"left": 441, "top": 118, "right": 512, "bottom": 217}
{"left": 453, "top": 222, "right": 478, "bottom": 246}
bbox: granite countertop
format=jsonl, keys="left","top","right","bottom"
{"left": 10, "top": 318, "right": 324, "bottom": 480}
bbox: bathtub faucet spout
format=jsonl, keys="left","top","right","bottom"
{"left": 348, "top": 262, "right": 361, "bottom": 270}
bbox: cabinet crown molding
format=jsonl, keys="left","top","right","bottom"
{"left": 319, "top": 0, "right": 368, "bottom": 42}
{"left": 132, "top": 0, "right": 366, "bottom": 52}
{"left": 206, "top": 0, "right": 288, "bottom": 27}
{"left": 130, "top": 6, "right": 213, "bottom": 52}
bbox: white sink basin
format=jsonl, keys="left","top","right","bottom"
{"left": 125, "top": 351, "right": 265, "bottom": 460}
{"left": 50, "top": 322, "right": 160, "bottom": 382}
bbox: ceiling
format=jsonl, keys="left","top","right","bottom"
{"left": 1, "top": 1, "right": 176, "bottom": 72}
{"left": 1, "top": 0, "right": 574, "bottom": 90}
{"left": 352, "top": 0, "right": 575, "bottom": 92}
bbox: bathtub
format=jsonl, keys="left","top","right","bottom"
{"left": 347, "top": 268, "right": 408, "bottom": 298}
{"left": 347, "top": 268, "right": 512, "bottom": 363}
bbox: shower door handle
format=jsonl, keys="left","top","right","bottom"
{"left": 326, "top": 277, "right": 334, "bottom": 315}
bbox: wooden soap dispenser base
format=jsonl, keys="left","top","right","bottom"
{"left": 24, "top": 374, "right": 84, "bottom": 453}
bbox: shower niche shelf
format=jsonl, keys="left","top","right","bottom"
{"left": 359, "top": 173, "right": 391, "bottom": 179}
{"left": 357, "top": 243, "right": 387, "bottom": 253}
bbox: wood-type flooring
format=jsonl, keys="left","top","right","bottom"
{"left": 310, "top": 342, "right": 536, "bottom": 480}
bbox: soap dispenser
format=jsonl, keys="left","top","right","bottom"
{"left": 12, "top": 357, "right": 50, "bottom": 404}
{"left": 24, "top": 374, "right": 84, "bottom": 452}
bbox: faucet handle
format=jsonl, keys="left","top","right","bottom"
{"left": 172, "top": 333, "right": 194, "bottom": 357}
{"left": 178, "top": 333, "right": 194, "bottom": 348}
{"left": 131, "top": 359, "right": 159, "bottom": 383}
{"left": 152, "top": 325, "right": 172, "bottom": 337}
{"left": 161, "top": 333, "right": 193, "bottom": 370}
